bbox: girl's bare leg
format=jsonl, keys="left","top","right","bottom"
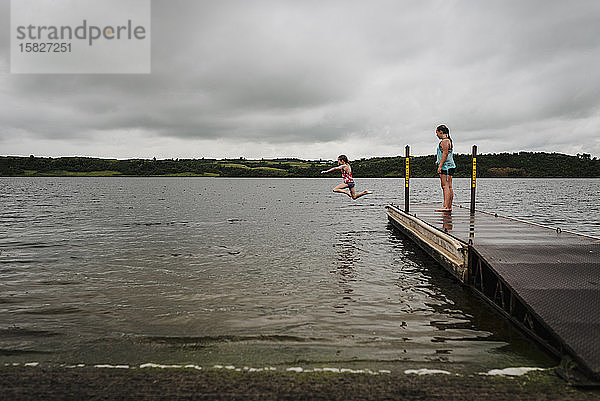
{"left": 439, "top": 175, "right": 446, "bottom": 208}
{"left": 350, "top": 187, "right": 373, "bottom": 200}
{"left": 436, "top": 174, "right": 451, "bottom": 211}
{"left": 446, "top": 175, "right": 453, "bottom": 209}
{"left": 333, "top": 183, "right": 352, "bottom": 198}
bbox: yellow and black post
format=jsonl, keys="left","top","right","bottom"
{"left": 470, "top": 145, "right": 477, "bottom": 214}
{"left": 405, "top": 145, "right": 410, "bottom": 213}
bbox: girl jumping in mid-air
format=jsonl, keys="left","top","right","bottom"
{"left": 321, "top": 155, "right": 373, "bottom": 200}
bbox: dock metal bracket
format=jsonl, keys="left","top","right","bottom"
{"left": 467, "top": 246, "right": 563, "bottom": 358}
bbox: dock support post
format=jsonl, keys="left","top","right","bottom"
{"left": 470, "top": 145, "right": 477, "bottom": 214}
{"left": 405, "top": 145, "right": 410, "bottom": 213}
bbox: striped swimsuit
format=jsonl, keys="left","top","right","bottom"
{"left": 342, "top": 167, "right": 354, "bottom": 187}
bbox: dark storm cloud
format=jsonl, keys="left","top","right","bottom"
{"left": 1, "top": 0, "right": 600, "bottom": 158}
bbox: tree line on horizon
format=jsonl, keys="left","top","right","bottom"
{"left": 0, "top": 152, "right": 598, "bottom": 178}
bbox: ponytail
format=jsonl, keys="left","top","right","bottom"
{"left": 437, "top": 125, "right": 452, "bottom": 149}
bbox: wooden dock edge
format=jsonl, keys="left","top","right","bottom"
{"left": 385, "top": 203, "right": 600, "bottom": 385}
{"left": 385, "top": 204, "right": 468, "bottom": 282}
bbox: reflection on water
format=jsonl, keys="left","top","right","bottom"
{"left": 441, "top": 212, "right": 453, "bottom": 232}
{"left": 0, "top": 177, "right": 594, "bottom": 371}
{"left": 469, "top": 214, "right": 476, "bottom": 244}
{"left": 332, "top": 232, "right": 359, "bottom": 314}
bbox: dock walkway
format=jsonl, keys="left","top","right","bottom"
{"left": 386, "top": 203, "right": 600, "bottom": 383}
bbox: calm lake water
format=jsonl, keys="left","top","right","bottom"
{"left": 1, "top": 177, "right": 598, "bottom": 372}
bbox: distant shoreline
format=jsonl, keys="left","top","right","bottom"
{"left": 2, "top": 174, "right": 600, "bottom": 179}
{"left": 1, "top": 152, "right": 599, "bottom": 178}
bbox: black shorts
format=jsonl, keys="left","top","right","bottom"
{"left": 440, "top": 168, "right": 455, "bottom": 176}
{"left": 345, "top": 182, "right": 355, "bottom": 189}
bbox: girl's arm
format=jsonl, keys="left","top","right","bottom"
{"left": 437, "top": 139, "right": 450, "bottom": 173}
{"left": 321, "top": 165, "right": 342, "bottom": 174}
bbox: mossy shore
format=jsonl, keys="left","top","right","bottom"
{"left": 1, "top": 367, "right": 599, "bottom": 401}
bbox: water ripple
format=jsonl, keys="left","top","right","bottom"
{"left": 0, "top": 177, "right": 586, "bottom": 370}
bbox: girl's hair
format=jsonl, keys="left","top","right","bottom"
{"left": 436, "top": 125, "right": 450, "bottom": 136}
{"left": 337, "top": 155, "right": 349, "bottom": 163}
{"left": 437, "top": 124, "right": 452, "bottom": 149}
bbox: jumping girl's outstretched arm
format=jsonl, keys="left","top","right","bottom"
{"left": 321, "top": 165, "right": 343, "bottom": 174}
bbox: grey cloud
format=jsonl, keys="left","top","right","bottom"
{"left": 1, "top": 0, "right": 600, "bottom": 158}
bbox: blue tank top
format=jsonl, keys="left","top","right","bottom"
{"left": 436, "top": 139, "right": 456, "bottom": 169}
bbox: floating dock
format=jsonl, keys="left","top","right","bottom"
{"left": 386, "top": 203, "right": 600, "bottom": 383}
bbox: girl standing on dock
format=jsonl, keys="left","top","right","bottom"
{"left": 436, "top": 125, "right": 456, "bottom": 212}
{"left": 321, "top": 155, "right": 373, "bottom": 200}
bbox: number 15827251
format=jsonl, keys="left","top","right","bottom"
{"left": 19, "top": 42, "right": 72, "bottom": 53}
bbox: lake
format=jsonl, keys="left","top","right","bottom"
{"left": 0, "top": 177, "right": 598, "bottom": 373}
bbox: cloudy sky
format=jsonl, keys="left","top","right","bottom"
{"left": 1, "top": 0, "right": 600, "bottom": 159}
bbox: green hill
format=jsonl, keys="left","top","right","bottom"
{"left": 1, "top": 152, "right": 598, "bottom": 178}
